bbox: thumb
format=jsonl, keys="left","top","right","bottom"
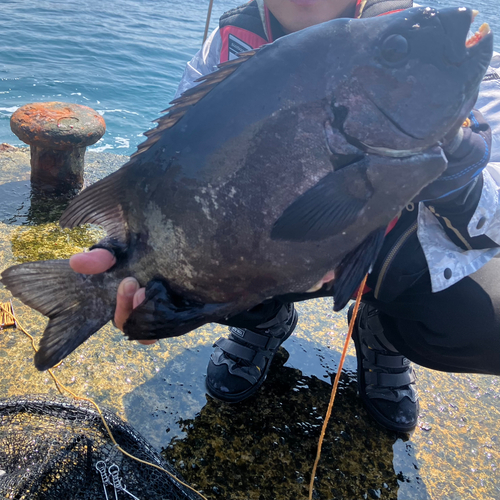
{"left": 70, "top": 248, "right": 116, "bottom": 274}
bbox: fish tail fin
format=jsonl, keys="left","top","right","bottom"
{"left": 1, "top": 260, "right": 116, "bottom": 371}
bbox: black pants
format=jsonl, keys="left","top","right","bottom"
{"left": 224, "top": 208, "right": 500, "bottom": 377}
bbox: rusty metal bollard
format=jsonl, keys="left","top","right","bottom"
{"left": 10, "top": 102, "right": 106, "bottom": 195}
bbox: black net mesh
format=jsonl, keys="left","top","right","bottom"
{"left": 0, "top": 394, "right": 199, "bottom": 500}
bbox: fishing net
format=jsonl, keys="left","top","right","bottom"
{"left": 0, "top": 394, "right": 199, "bottom": 500}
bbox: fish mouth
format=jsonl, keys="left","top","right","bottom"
{"left": 465, "top": 13, "right": 492, "bottom": 49}
{"left": 439, "top": 7, "right": 493, "bottom": 66}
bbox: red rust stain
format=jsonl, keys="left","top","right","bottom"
{"left": 10, "top": 102, "right": 106, "bottom": 148}
{"left": 12, "top": 103, "right": 104, "bottom": 133}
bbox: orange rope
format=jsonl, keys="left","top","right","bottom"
{"left": 0, "top": 301, "right": 15, "bottom": 328}
{"left": 308, "top": 274, "right": 368, "bottom": 500}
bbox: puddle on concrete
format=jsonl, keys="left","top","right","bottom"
{"left": 0, "top": 147, "right": 499, "bottom": 499}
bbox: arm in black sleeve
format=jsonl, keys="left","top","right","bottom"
{"left": 416, "top": 109, "right": 497, "bottom": 250}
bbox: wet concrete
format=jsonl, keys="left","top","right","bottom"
{"left": 0, "top": 146, "right": 499, "bottom": 499}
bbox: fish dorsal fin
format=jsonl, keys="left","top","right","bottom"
{"left": 130, "top": 49, "right": 258, "bottom": 160}
{"left": 59, "top": 50, "right": 260, "bottom": 239}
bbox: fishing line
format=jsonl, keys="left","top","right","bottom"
{"left": 202, "top": 0, "right": 215, "bottom": 45}
{"left": 2, "top": 306, "right": 208, "bottom": 500}
{"left": 308, "top": 274, "right": 368, "bottom": 500}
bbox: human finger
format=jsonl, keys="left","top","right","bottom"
{"left": 69, "top": 248, "right": 116, "bottom": 274}
{"left": 114, "top": 277, "right": 139, "bottom": 331}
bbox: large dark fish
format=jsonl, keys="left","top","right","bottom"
{"left": 1, "top": 7, "right": 493, "bottom": 370}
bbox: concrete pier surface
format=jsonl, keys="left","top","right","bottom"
{"left": 0, "top": 145, "right": 499, "bottom": 500}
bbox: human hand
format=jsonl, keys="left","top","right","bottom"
{"left": 69, "top": 249, "right": 157, "bottom": 345}
{"left": 414, "top": 109, "right": 491, "bottom": 203}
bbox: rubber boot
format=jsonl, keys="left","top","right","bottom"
{"left": 206, "top": 303, "right": 298, "bottom": 403}
{"left": 349, "top": 303, "right": 419, "bottom": 432}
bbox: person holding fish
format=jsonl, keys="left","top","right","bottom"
{"left": 18, "top": 0, "right": 500, "bottom": 433}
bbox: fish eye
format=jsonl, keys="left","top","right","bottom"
{"left": 381, "top": 34, "right": 409, "bottom": 63}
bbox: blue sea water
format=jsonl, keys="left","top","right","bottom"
{"left": 0, "top": 0, "right": 242, "bottom": 154}
{"left": 1, "top": 0, "right": 499, "bottom": 156}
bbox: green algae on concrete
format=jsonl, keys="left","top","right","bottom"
{"left": 165, "top": 352, "right": 400, "bottom": 500}
{"left": 11, "top": 223, "right": 104, "bottom": 263}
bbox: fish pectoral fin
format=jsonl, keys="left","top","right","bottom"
{"left": 332, "top": 227, "right": 386, "bottom": 311}
{"left": 123, "top": 279, "right": 231, "bottom": 341}
{"left": 270, "top": 164, "right": 372, "bottom": 242}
